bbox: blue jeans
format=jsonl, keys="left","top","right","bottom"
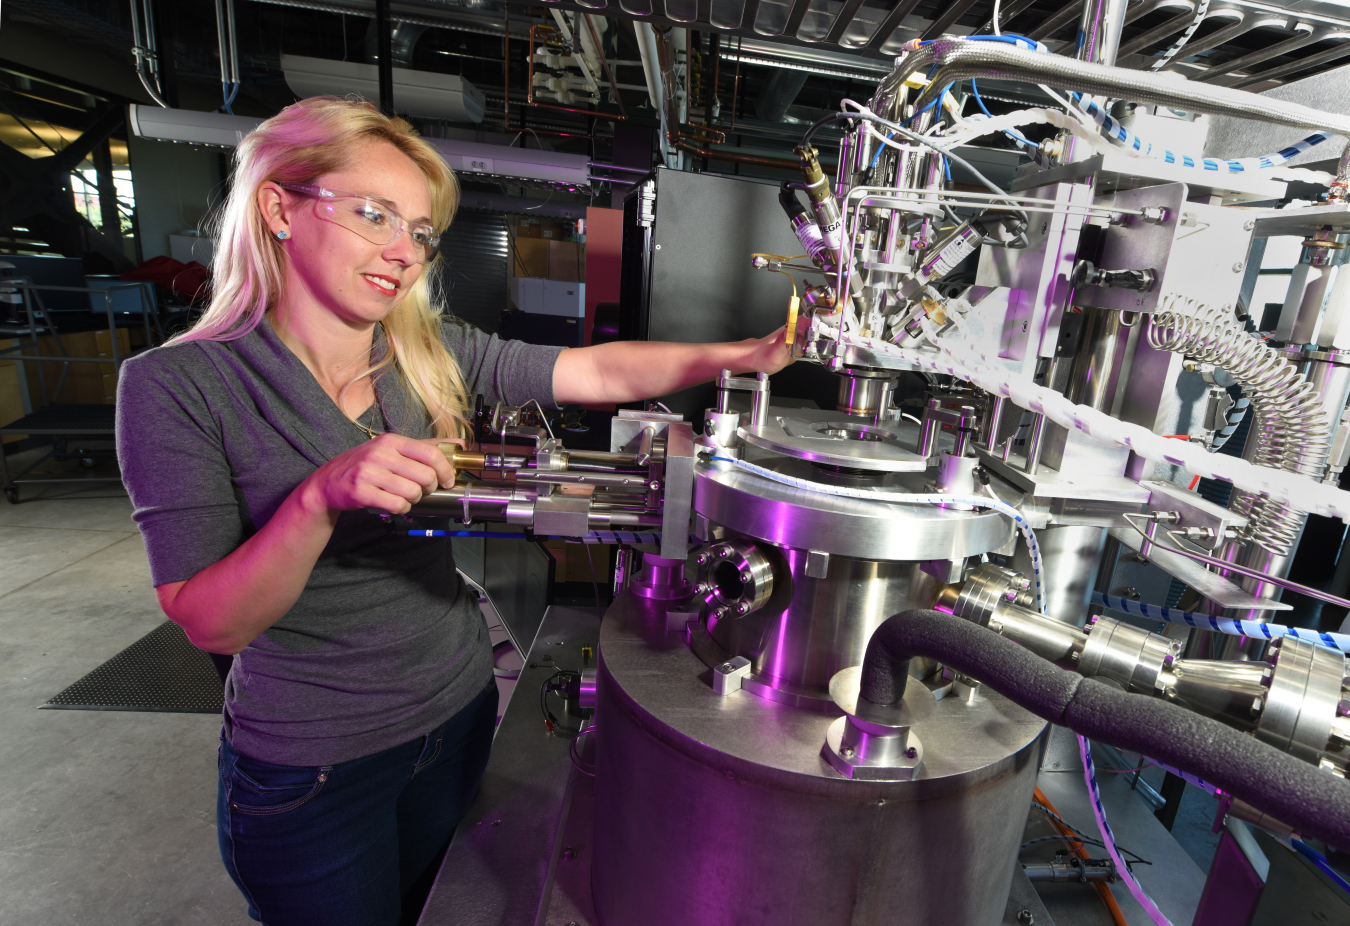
{"left": 217, "top": 682, "right": 498, "bottom": 926}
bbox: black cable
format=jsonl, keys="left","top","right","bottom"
{"left": 799, "top": 112, "right": 859, "bottom": 148}
{"left": 582, "top": 541, "right": 604, "bottom": 621}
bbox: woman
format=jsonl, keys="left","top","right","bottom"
{"left": 115, "top": 96, "right": 789, "bottom": 926}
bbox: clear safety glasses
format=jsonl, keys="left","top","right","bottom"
{"left": 278, "top": 182, "right": 441, "bottom": 263}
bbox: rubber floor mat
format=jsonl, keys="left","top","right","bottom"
{"left": 40, "top": 620, "right": 223, "bottom": 713}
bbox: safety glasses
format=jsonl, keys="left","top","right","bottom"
{"left": 277, "top": 182, "right": 441, "bottom": 263}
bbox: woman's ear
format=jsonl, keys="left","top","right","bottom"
{"left": 256, "top": 182, "right": 291, "bottom": 239}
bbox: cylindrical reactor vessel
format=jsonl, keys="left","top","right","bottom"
{"left": 591, "top": 433, "right": 1050, "bottom": 925}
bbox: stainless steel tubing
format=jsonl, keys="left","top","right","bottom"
{"left": 697, "top": 549, "right": 943, "bottom": 707}
{"left": 1065, "top": 307, "right": 1124, "bottom": 410}
{"left": 1013, "top": 525, "right": 1105, "bottom": 626}
{"left": 902, "top": 39, "right": 1350, "bottom": 138}
{"left": 592, "top": 592, "right": 1048, "bottom": 926}
{"left": 587, "top": 510, "right": 664, "bottom": 529}
{"left": 1077, "top": 0, "right": 1128, "bottom": 66}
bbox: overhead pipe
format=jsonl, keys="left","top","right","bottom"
{"left": 902, "top": 39, "right": 1350, "bottom": 137}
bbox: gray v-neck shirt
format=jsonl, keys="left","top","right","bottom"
{"left": 115, "top": 316, "right": 562, "bottom": 766}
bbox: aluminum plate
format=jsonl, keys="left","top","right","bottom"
{"left": 695, "top": 455, "right": 1012, "bottom": 560}
{"left": 740, "top": 411, "right": 927, "bottom": 471}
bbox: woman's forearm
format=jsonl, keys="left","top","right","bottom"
{"left": 553, "top": 331, "right": 788, "bottom": 405}
{"left": 157, "top": 482, "right": 339, "bottom": 655}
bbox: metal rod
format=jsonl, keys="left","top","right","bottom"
{"left": 375, "top": 0, "right": 394, "bottom": 115}
{"left": 1026, "top": 413, "right": 1047, "bottom": 475}
{"left": 751, "top": 372, "right": 770, "bottom": 428}
{"left": 1122, "top": 513, "right": 1350, "bottom": 610}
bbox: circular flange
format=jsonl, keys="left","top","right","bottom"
{"left": 740, "top": 412, "right": 926, "bottom": 472}
{"left": 694, "top": 456, "right": 1011, "bottom": 561}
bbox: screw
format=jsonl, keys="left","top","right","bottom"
{"left": 740, "top": 570, "right": 753, "bottom": 583}
{"left": 1244, "top": 219, "right": 1256, "bottom": 231}
{"left": 696, "top": 552, "right": 711, "bottom": 565}
{"left": 841, "top": 745, "right": 855, "bottom": 758}
{"left": 1018, "top": 910, "right": 1035, "bottom": 925}
{"left": 907, "top": 746, "right": 918, "bottom": 758}
{"left": 735, "top": 602, "right": 750, "bottom": 615}
{"left": 721, "top": 662, "right": 734, "bottom": 671}
{"left": 1232, "top": 261, "right": 1245, "bottom": 272}
{"left": 650, "top": 481, "right": 662, "bottom": 491}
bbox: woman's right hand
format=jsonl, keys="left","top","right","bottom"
{"left": 299, "top": 433, "right": 458, "bottom": 515}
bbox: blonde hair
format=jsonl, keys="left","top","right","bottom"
{"left": 174, "top": 96, "right": 469, "bottom": 439}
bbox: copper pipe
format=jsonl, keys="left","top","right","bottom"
{"left": 582, "top": 12, "right": 626, "bottom": 120}
{"left": 678, "top": 122, "right": 726, "bottom": 144}
{"left": 526, "top": 24, "right": 626, "bottom": 122}
{"left": 674, "top": 141, "right": 804, "bottom": 170}
{"left": 730, "top": 35, "right": 742, "bottom": 132}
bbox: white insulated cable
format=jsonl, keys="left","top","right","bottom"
{"left": 844, "top": 332, "right": 1350, "bottom": 523}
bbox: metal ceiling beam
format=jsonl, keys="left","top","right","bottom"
{"left": 1193, "top": 21, "right": 1316, "bottom": 82}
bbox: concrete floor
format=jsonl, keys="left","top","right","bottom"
{"left": 0, "top": 454, "right": 524, "bottom": 925}
{"left": 0, "top": 474, "right": 252, "bottom": 925}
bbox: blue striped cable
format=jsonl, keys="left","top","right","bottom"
{"left": 1079, "top": 735, "right": 1177, "bottom": 926}
{"left": 1093, "top": 592, "right": 1350, "bottom": 653}
{"left": 1067, "top": 92, "right": 1332, "bottom": 173}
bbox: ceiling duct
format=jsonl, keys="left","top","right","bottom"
{"left": 128, "top": 105, "right": 265, "bottom": 147}
{"left": 425, "top": 137, "right": 590, "bottom": 191}
{"left": 280, "top": 53, "right": 485, "bottom": 122}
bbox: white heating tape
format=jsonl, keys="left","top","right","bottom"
{"left": 843, "top": 333, "right": 1350, "bottom": 523}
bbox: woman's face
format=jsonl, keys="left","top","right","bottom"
{"left": 263, "top": 139, "right": 435, "bottom": 327}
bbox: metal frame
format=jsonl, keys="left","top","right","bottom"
{"left": 0, "top": 281, "right": 157, "bottom": 502}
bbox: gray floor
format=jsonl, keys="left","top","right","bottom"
{"left": 0, "top": 455, "right": 523, "bottom": 925}
{"left": 0, "top": 470, "right": 253, "bottom": 925}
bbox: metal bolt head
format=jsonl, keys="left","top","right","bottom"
{"left": 696, "top": 552, "right": 711, "bottom": 565}
{"left": 735, "top": 602, "right": 750, "bottom": 616}
{"left": 1018, "top": 910, "right": 1035, "bottom": 925}
{"left": 721, "top": 662, "right": 734, "bottom": 672}
{"left": 840, "top": 745, "right": 855, "bottom": 758}
{"left": 1244, "top": 219, "right": 1256, "bottom": 231}
{"left": 1232, "top": 261, "right": 1245, "bottom": 273}
{"left": 650, "top": 481, "right": 662, "bottom": 491}
{"left": 906, "top": 746, "right": 918, "bottom": 759}
{"left": 740, "top": 570, "right": 753, "bottom": 583}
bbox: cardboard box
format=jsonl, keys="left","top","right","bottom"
{"left": 548, "top": 239, "right": 584, "bottom": 282}
{"left": 20, "top": 329, "right": 129, "bottom": 405}
{"left": 513, "top": 237, "right": 549, "bottom": 279}
{"left": 542, "top": 539, "right": 611, "bottom": 584}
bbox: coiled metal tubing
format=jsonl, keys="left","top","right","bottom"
{"left": 1148, "top": 296, "right": 1331, "bottom": 556}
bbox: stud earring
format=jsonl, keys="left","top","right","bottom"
{"left": 276, "top": 230, "right": 289, "bottom": 240}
